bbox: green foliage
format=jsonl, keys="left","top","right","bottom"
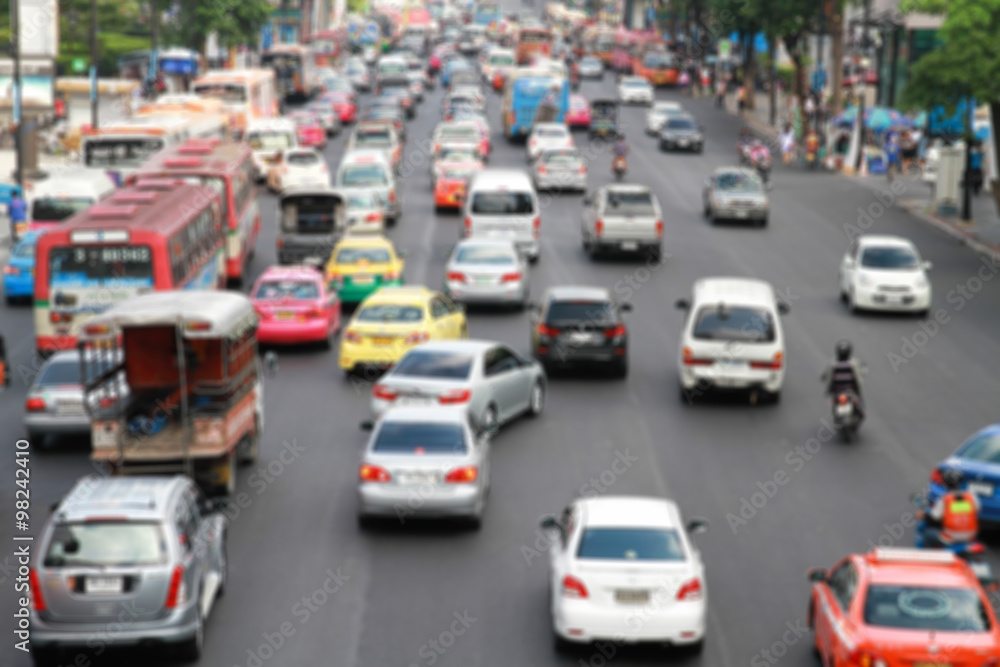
{"left": 347, "top": 0, "right": 368, "bottom": 13}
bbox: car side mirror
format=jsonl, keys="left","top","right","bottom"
{"left": 807, "top": 567, "right": 826, "bottom": 582}
{"left": 360, "top": 420, "right": 374, "bottom": 431}
{"left": 675, "top": 298, "right": 690, "bottom": 310}
{"left": 620, "top": 302, "right": 633, "bottom": 312}
{"left": 777, "top": 301, "right": 790, "bottom": 315}
{"left": 686, "top": 517, "right": 709, "bottom": 534}
{"left": 264, "top": 350, "right": 278, "bottom": 376}
{"left": 539, "top": 515, "right": 562, "bottom": 532}
{"left": 923, "top": 261, "right": 933, "bottom": 270}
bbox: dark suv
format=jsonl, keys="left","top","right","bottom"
{"left": 529, "top": 286, "right": 632, "bottom": 377}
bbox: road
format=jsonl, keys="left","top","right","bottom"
{"left": 3, "top": 35, "right": 1000, "bottom": 667}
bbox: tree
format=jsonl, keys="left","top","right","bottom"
{"left": 165, "top": 0, "right": 272, "bottom": 53}
{"left": 828, "top": 0, "right": 846, "bottom": 114}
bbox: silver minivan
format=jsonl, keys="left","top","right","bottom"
{"left": 29, "top": 476, "right": 228, "bottom": 665}
{"left": 462, "top": 169, "right": 540, "bottom": 262}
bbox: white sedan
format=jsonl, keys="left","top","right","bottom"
{"left": 542, "top": 496, "right": 709, "bottom": 653}
{"left": 839, "top": 235, "right": 932, "bottom": 315}
{"left": 267, "top": 148, "right": 329, "bottom": 192}
{"left": 618, "top": 76, "right": 654, "bottom": 105}
{"left": 527, "top": 122, "right": 574, "bottom": 162}
{"left": 646, "top": 101, "right": 685, "bottom": 134}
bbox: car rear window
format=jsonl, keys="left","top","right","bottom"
{"left": 357, "top": 305, "right": 423, "bottom": 323}
{"left": 341, "top": 165, "right": 388, "bottom": 187}
{"left": 692, "top": 306, "right": 775, "bottom": 343}
{"left": 373, "top": 422, "right": 467, "bottom": 454}
{"left": 543, "top": 152, "right": 583, "bottom": 167}
{"left": 665, "top": 118, "right": 696, "bottom": 130}
{"left": 545, "top": 300, "right": 614, "bottom": 324}
{"left": 470, "top": 192, "right": 534, "bottom": 215}
{"left": 392, "top": 350, "right": 474, "bottom": 379}
{"left": 38, "top": 360, "right": 82, "bottom": 385}
{"left": 577, "top": 528, "right": 686, "bottom": 561}
{"left": 863, "top": 586, "right": 991, "bottom": 631}
{"left": 255, "top": 280, "right": 319, "bottom": 300}
{"left": 455, "top": 246, "right": 516, "bottom": 264}
{"left": 536, "top": 127, "right": 566, "bottom": 137}
{"left": 44, "top": 521, "right": 168, "bottom": 567}
{"left": 958, "top": 433, "right": 1000, "bottom": 463}
{"left": 287, "top": 152, "right": 320, "bottom": 166}
{"left": 605, "top": 191, "right": 656, "bottom": 216}
{"left": 336, "top": 247, "right": 392, "bottom": 263}
{"left": 439, "top": 127, "right": 478, "bottom": 140}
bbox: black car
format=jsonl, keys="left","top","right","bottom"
{"left": 529, "top": 286, "right": 632, "bottom": 377}
{"left": 659, "top": 115, "right": 705, "bottom": 153}
{"left": 377, "top": 76, "right": 416, "bottom": 119}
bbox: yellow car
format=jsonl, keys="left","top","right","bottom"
{"left": 324, "top": 235, "right": 405, "bottom": 304}
{"left": 339, "top": 286, "right": 469, "bottom": 374}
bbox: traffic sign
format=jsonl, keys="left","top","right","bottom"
{"left": 718, "top": 39, "right": 731, "bottom": 59}
{"left": 71, "top": 57, "right": 87, "bottom": 73}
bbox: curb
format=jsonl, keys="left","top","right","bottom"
{"left": 899, "top": 200, "right": 1000, "bottom": 264}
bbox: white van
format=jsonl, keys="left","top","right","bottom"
{"left": 25, "top": 169, "right": 116, "bottom": 235}
{"left": 462, "top": 169, "right": 540, "bottom": 261}
{"left": 246, "top": 119, "right": 298, "bottom": 182}
{"left": 336, "top": 150, "right": 401, "bottom": 224}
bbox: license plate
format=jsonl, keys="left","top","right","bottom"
{"left": 717, "top": 359, "right": 744, "bottom": 367}
{"left": 565, "top": 332, "right": 601, "bottom": 346}
{"left": 475, "top": 276, "right": 494, "bottom": 285}
{"left": 276, "top": 312, "right": 295, "bottom": 320}
{"left": 970, "top": 562, "right": 992, "bottom": 577}
{"left": 735, "top": 210, "right": 749, "bottom": 218}
{"left": 86, "top": 576, "right": 123, "bottom": 594}
{"left": 620, "top": 241, "right": 639, "bottom": 251}
{"left": 352, "top": 275, "right": 375, "bottom": 285}
{"left": 967, "top": 482, "right": 994, "bottom": 497}
{"left": 57, "top": 401, "right": 85, "bottom": 415}
{"left": 397, "top": 396, "right": 434, "bottom": 407}
{"left": 615, "top": 589, "right": 650, "bottom": 604}
{"left": 371, "top": 337, "right": 394, "bottom": 346}
{"left": 679, "top": 140, "right": 689, "bottom": 146}
{"left": 836, "top": 404, "right": 853, "bottom": 416}
{"left": 397, "top": 472, "right": 439, "bottom": 486}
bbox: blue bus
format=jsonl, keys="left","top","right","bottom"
{"left": 503, "top": 73, "right": 569, "bottom": 139}
{"left": 475, "top": 2, "right": 503, "bottom": 30}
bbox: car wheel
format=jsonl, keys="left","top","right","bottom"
{"left": 176, "top": 607, "right": 204, "bottom": 662}
{"left": 759, "top": 216, "right": 769, "bottom": 227}
{"left": 682, "top": 639, "right": 705, "bottom": 655}
{"left": 238, "top": 427, "right": 260, "bottom": 465}
{"left": 848, "top": 289, "right": 860, "bottom": 314}
{"left": 527, "top": 381, "right": 545, "bottom": 417}
{"left": 467, "top": 493, "right": 485, "bottom": 530}
{"left": 553, "top": 633, "right": 573, "bottom": 654}
{"left": 357, "top": 514, "right": 374, "bottom": 530}
{"left": 768, "top": 390, "right": 782, "bottom": 404}
{"left": 917, "top": 308, "right": 930, "bottom": 319}
{"left": 611, "top": 358, "right": 628, "bottom": 378}
{"left": 710, "top": 212, "right": 719, "bottom": 225}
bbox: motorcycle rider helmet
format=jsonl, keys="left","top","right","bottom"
{"left": 835, "top": 340, "right": 852, "bottom": 361}
{"left": 941, "top": 467, "right": 964, "bottom": 490}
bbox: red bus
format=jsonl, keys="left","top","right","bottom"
{"left": 134, "top": 138, "right": 259, "bottom": 285}
{"left": 33, "top": 179, "right": 225, "bottom": 355}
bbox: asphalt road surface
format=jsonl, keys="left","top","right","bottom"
{"left": 2, "top": 29, "right": 1000, "bottom": 667}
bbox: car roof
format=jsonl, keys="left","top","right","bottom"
{"left": 341, "top": 149, "right": 392, "bottom": 165}
{"left": 363, "top": 286, "right": 436, "bottom": 303}
{"left": 378, "top": 406, "right": 471, "bottom": 424}
{"left": 604, "top": 183, "right": 651, "bottom": 194}
{"left": 55, "top": 476, "right": 187, "bottom": 522}
{"left": 545, "top": 285, "right": 612, "bottom": 301}
{"left": 470, "top": 169, "right": 533, "bottom": 188}
{"left": 856, "top": 234, "right": 916, "bottom": 248}
{"left": 577, "top": 496, "right": 682, "bottom": 529}
{"left": 533, "top": 122, "right": 568, "bottom": 131}
{"left": 654, "top": 101, "right": 682, "bottom": 110}
{"left": 257, "top": 266, "right": 323, "bottom": 281}
{"left": 857, "top": 549, "right": 977, "bottom": 588}
{"left": 409, "top": 339, "right": 497, "bottom": 353}
{"left": 713, "top": 166, "right": 759, "bottom": 178}
{"left": 455, "top": 238, "right": 518, "bottom": 251}
{"left": 336, "top": 235, "right": 394, "bottom": 249}
{"left": 623, "top": 76, "right": 647, "bottom": 82}
{"left": 692, "top": 277, "right": 776, "bottom": 307}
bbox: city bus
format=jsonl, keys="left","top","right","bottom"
{"left": 192, "top": 69, "right": 279, "bottom": 138}
{"left": 261, "top": 44, "right": 318, "bottom": 103}
{"left": 502, "top": 68, "right": 569, "bottom": 139}
{"left": 632, "top": 39, "right": 679, "bottom": 86}
{"left": 33, "top": 179, "right": 225, "bottom": 355}
{"left": 80, "top": 114, "right": 229, "bottom": 185}
{"left": 592, "top": 29, "right": 617, "bottom": 66}
{"left": 515, "top": 26, "right": 553, "bottom": 65}
{"left": 136, "top": 94, "right": 227, "bottom": 117}
{"left": 475, "top": 2, "right": 502, "bottom": 34}
{"left": 134, "top": 138, "right": 259, "bottom": 285}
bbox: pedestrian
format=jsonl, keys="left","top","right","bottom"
{"left": 737, "top": 85, "right": 746, "bottom": 115}
{"left": 715, "top": 77, "right": 727, "bottom": 108}
{"left": 679, "top": 68, "right": 690, "bottom": 95}
{"left": 900, "top": 130, "right": 917, "bottom": 174}
{"left": 804, "top": 95, "right": 816, "bottom": 125}
{"left": 7, "top": 190, "right": 26, "bottom": 239}
{"left": 780, "top": 124, "right": 795, "bottom": 165}
{"left": 969, "top": 140, "right": 984, "bottom": 196}
{"left": 885, "top": 134, "right": 901, "bottom": 182}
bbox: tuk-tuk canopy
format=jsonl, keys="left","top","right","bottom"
{"left": 79, "top": 291, "right": 257, "bottom": 340}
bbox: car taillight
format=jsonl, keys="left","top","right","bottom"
{"left": 676, "top": 577, "right": 703, "bottom": 601}
{"left": 532, "top": 217, "right": 540, "bottom": 238}
{"left": 29, "top": 569, "right": 45, "bottom": 611}
{"left": 500, "top": 272, "right": 521, "bottom": 283}
{"left": 561, "top": 574, "right": 588, "bottom": 599}
{"left": 837, "top": 393, "right": 850, "bottom": 404}
{"left": 444, "top": 465, "right": 478, "bottom": 483}
{"left": 595, "top": 219, "right": 604, "bottom": 237}
{"left": 404, "top": 331, "right": 431, "bottom": 345}
{"left": 366, "top": 213, "right": 381, "bottom": 222}
{"left": 388, "top": 190, "right": 396, "bottom": 203}
{"left": 849, "top": 650, "right": 887, "bottom": 667}
{"left": 537, "top": 165, "right": 547, "bottom": 174}
{"left": 25, "top": 397, "right": 46, "bottom": 412}
{"left": 49, "top": 312, "right": 71, "bottom": 323}
{"left": 750, "top": 352, "right": 783, "bottom": 370}
{"left": 3, "top": 265, "right": 19, "bottom": 275}
{"left": 98, "top": 396, "right": 117, "bottom": 408}
{"left": 605, "top": 324, "right": 626, "bottom": 338}
{"left": 439, "top": 388, "right": 472, "bottom": 405}
{"left": 373, "top": 384, "right": 398, "bottom": 401}
{"left": 655, "top": 220, "right": 663, "bottom": 237}
{"left": 537, "top": 323, "right": 559, "bottom": 337}
{"left": 578, "top": 165, "right": 587, "bottom": 174}
{"left": 447, "top": 271, "right": 466, "bottom": 282}
{"left": 304, "top": 309, "right": 323, "bottom": 319}
{"left": 165, "top": 565, "right": 186, "bottom": 608}
{"left": 360, "top": 464, "right": 391, "bottom": 483}
{"left": 930, "top": 468, "right": 945, "bottom": 486}
{"left": 682, "top": 347, "right": 713, "bottom": 366}
{"left": 530, "top": 138, "right": 537, "bottom": 146}
{"left": 966, "top": 542, "right": 985, "bottom": 554}
{"left": 464, "top": 217, "right": 472, "bottom": 235}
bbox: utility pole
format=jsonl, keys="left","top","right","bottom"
{"left": 815, "top": 4, "right": 826, "bottom": 130}
{"left": 853, "top": 0, "right": 870, "bottom": 173}
{"left": 150, "top": 0, "right": 160, "bottom": 90}
{"left": 90, "top": 0, "right": 99, "bottom": 128}
{"left": 11, "top": 0, "right": 24, "bottom": 208}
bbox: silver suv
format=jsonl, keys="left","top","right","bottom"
{"left": 29, "top": 476, "right": 228, "bottom": 665}
{"left": 581, "top": 184, "right": 664, "bottom": 259}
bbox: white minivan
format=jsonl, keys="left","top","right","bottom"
{"left": 675, "top": 277, "right": 789, "bottom": 404}
{"left": 462, "top": 169, "right": 540, "bottom": 262}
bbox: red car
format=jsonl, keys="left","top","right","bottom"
{"left": 566, "top": 94, "right": 591, "bottom": 129}
{"left": 289, "top": 111, "right": 326, "bottom": 149}
{"left": 323, "top": 92, "right": 357, "bottom": 124}
{"left": 251, "top": 266, "right": 340, "bottom": 348}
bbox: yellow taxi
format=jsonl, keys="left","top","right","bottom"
{"left": 324, "top": 235, "right": 405, "bottom": 304}
{"left": 339, "top": 286, "right": 469, "bottom": 375}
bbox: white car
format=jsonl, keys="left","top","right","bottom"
{"left": 343, "top": 190, "right": 387, "bottom": 235}
{"left": 527, "top": 122, "right": 574, "bottom": 162}
{"left": 266, "top": 148, "right": 329, "bottom": 192}
{"left": 618, "top": 76, "right": 654, "bottom": 105}
{"left": 542, "top": 496, "right": 709, "bottom": 652}
{"left": 646, "top": 101, "right": 685, "bottom": 134}
{"left": 675, "top": 277, "right": 789, "bottom": 403}
{"left": 839, "top": 235, "right": 932, "bottom": 315}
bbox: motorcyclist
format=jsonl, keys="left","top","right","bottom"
{"left": 918, "top": 468, "right": 980, "bottom": 548}
{"left": 820, "top": 340, "right": 865, "bottom": 420}
{"left": 612, "top": 133, "right": 628, "bottom": 171}
{"left": 750, "top": 141, "right": 770, "bottom": 165}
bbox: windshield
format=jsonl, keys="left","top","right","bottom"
{"left": 44, "top": 522, "right": 167, "bottom": 567}
{"left": 340, "top": 165, "right": 388, "bottom": 187}
{"left": 666, "top": 118, "right": 697, "bottom": 130}
{"left": 49, "top": 245, "right": 154, "bottom": 288}
{"left": 31, "top": 197, "right": 92, "bottom": 222}
{"left": 392, "top": 350, "right": 474, "bottom": 379}
{"left": 470, "top": 192, "right": 534, "bottom": 215}
{"left": 356, "top": 304, "right": 423, "bottom": 322}
{"left": 582, "top": 58, "right": 600, "bottom": 66}
{"left": 624, "top": 79, "right": 647, "bottom": 87}
{"left": 287, "top": 152, "right": 320, "bottom": 166}
{"left": 281, "top": 197, "right": 336, "bottom": 234}
{"left": 379, "top": 63, "right": 408, "bottom": 77}
{"left": 643, "top": 54, "right": 674, "bottom": 69}
{"left": 605, "top": 191, "right": 656, "bottom": 216}
{"left": 490, "top": 55, "right": 514, "bottom": 65}
{"left": 442, "top": 164, "right": 479, "bottom": 178}
{"left": 716, "top": 173, "right": 763, "bottom": 192}
{"left": 248, "top": 132, "right": 294, "bottom": 151}
{"left": 262, "top": 53, "right": 303, "bottom": 69}
{"left": 355, "top": 132, "right": 392, "bottom": 146}
{"left": 542, "top": 152, "right": 583, "bottom": 168}
{"left": 38, "top": 359, "right": 83, "bottom": 385}
{"left": 373, "top": 422, "right": 467, "bottom": 454}
{"left": 438, "top": 127, "right": 478, "bottom": 141}
{"left": 254, "top": 280, "right": 320, "bottom": 300}
{"left": 958, "top": 432, "right": 1000, "bottom": 463}
{"left": 440, "top": 148, "right": 478, "bottom": 162}
{"left": 577, "top": 528, "right": 686, "bottom": 561}
{"left": 693, "top": 306, "right": 775, "bottom": 342}
{"left": 84, "top": 138, "right": 165, "bottom": 168}
{"left": 546, "top": 300, "right": 614, "bottom": 323}
{"left": 864, "top": 586, "right": 991, "bottom": 631}
{"left": 455, "top": 246, "right": 516, "bottom": 264}
{"left": 14, "top": 239, "right": 35, "bottom": 258}
{"left": 860, "top": 246, "right": 920, "bottom": 269}
{"left": 193, "top": 83, "right": 246, "bottom": 103}
{"left": 535, "top": 127, "right": 567, "bottom": 138}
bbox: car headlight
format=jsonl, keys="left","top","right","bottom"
{"left": 754, "top": 199, "right": 768, "bottom": 209}
{"left": 857, "top": 273, "right": 874, "bottom": 287}
{"left": 713, "top": 196, "right": 726, "bottom": 207}
{"left": 915, "top": 276, "right": 929, "bottom": 289}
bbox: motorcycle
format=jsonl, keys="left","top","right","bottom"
{"left": 612, "top": 156, "right": 627, "bottom": 181}
{"left": 831, "top": 388, "right": 862, "bottom": 442}
{"left": 752, "top": 152, "right": 772, "bottom": 184}
{"left": 911, "top": 494, "right": 998, "bottom": 591}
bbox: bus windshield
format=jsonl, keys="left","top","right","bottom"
{"left": 262, "top": 53, "right": 303, "bottom": 70}
{"left": 193, "top": 83, "right": 247, "bottom": 103}
{"left": 49, "top": 246, "right": 154, "bottom": 287}
{"left": 84, "top": 138, "right": 165, "bottom": 168}
{"left": 31, "top": 198, "right": 93, "bottom": 222}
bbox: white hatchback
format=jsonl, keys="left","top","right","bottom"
{"left": 839, "top": 235, "right": 932, "bottom": 315}
{"left": 542, "top": 496, "right": 709, "bottom": 652}
{"left": 527, "top": 122, "right": 574, "bottom": 162}
{"left": 675, "top": 277, "right": 789, "bottom": 403}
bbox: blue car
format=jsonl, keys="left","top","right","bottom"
{"left": 3, "top": 229, "right": 38, "bottom": 304}
{"left": 927, "top": 424, "right": 1000, "bottom": 524}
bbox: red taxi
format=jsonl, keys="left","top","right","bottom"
{"left": 322, "top": 91, "right": 357, "bottom": 124}
{"left": 566, "top": 94, "right": 591, "bottom": 129}
{"left": 808, "top": 548, "right": 1000, "bottom": 667}
{"left": 288, "top": 111, "right": 327, "bottom": 149}
{"left": 251, "top": 266, "right": 340, "bottom": 348}
{"left": 434, "top": 162, "right": 482, "bottom": 211}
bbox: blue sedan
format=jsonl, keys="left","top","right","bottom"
{"left": 927, "top": 424, "right": 1000, "bottom": 523}
{"left": 3, "top": 229, "right": 38, "bottom": 304}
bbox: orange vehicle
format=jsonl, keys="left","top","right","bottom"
{"left": 807, "top": 548, "right": 1000, "bottom": 667}
{"left": 592, "top": 29, "right": 616, "bottom": 66}
{"left": 633, "top": 42, "right": 680, "bottom": 86}
{"left": 516, "top": 26, "right": 553, "bottom": 65}
{"left": 434, "top": 162, "right": 482, "bottom": 211}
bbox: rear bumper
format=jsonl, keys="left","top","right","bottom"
{"left": 29, "top": 604, "right": 200, "bottom": 650}
{"left": 445, "top": 281, "right": 526, "bottom": 304}
{"left": 24, "top": 413, "right": 91, "bottom": 435}
{"left": 554, "top": 598, "right": 706, "bottom": 645}
{"left": 4, "top": 274, "right": 33, "bottom": 297}
{"left": 258, "top": 319, "right": 331, "bottom": 344}
{"left": 535, "top": 346, "right": 625, "bottom": 365}
{"left": 339, "top": 339, "right": 412, "bottom": 370}
{"left": 680, "top": 365, "right": 784, "bottom": 394}
{"left": 359, "top": 484, "right": 482, "bottom": 518}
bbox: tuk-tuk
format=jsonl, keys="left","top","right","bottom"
{"left": 590, "top": 99, "right": 619, "bottom": 139}
{"left": 0, "top": 335, "right": 9, "bottom": 389}
{"left": 278, "top": 185, "right": 346, "bottom": 266}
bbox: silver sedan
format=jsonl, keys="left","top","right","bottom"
{"left": 532, "top": 148, "right": 587, "bottom": 192}
{"left": 444, "top": 239, "right": 530, "bottom": 308}
{"left": 370, "top": 340, "right": 546, "bottom": 433}
{"left": 702, "top": 167, "right": 770, "bottom": 226}
{"left": 357, "top": 406, "right": 490, "bottom": 528}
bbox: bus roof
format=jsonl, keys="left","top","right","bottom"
{"left": 193, "top": 69, "right": 274, "bottom": 86}
{"left": 135, "top": 139, "right": 253, "bottom": 178}
{"left": 79, "top": 290, "right": 255, "bottom": 340}
{"left": 81, "top": 114, "right": 196, "bottom": 136}
{"left": 137, "top": 95, "right": 227, "bottom": 116}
